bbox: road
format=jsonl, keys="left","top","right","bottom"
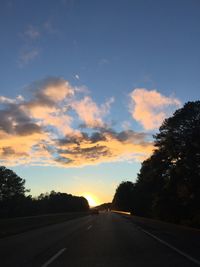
{"left": 0, "top": 212, "right": 199, "bottom": 267}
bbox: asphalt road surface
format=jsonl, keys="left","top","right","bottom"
{"left": 0, "top": 212, "right": 199, "bottom": 267}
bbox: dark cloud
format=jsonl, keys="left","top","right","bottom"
{"left": 2, "top": 147, "right": 15, "bottom": 156}
{"left": 15, "top": 123, "right": 41, "bottom": 135}
{"left": 57, "top": 144, "right": 110, "bottom": 165}
{"left": 57, "top": 129, "right": 148, "bottom": 148}
{"left": 90, "top": 132, "right": 107, "bottom": 143}
{"left": 58, "top": 132, "right": 89, "bottom": 146}
{"left": 28, "top": 77, "right": 73, "bottom": 106}
{"left": 0, "top": 103, "right": 40, "bottom": 135}
{"left": 54, "top": 128, "right": 152, "bottom": 166}
{"left": 1, "top": 146, "right": 28, "bottom": 158}
{"left": 116, "top": 130, "right": 148, "bottom": 143}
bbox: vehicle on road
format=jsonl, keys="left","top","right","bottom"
{"left": 91, "top": 209, "right": 99, "bottom": 215}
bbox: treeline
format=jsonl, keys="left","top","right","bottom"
{"left": 0, "top": 166, "right": 89, "bottom": 218}
{"left": 112, "top": 101, "right": 200, "bottom": 228}
{"left": 95, "top": 202, "right": 112, "bottom": 210}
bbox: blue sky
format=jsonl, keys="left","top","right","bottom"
{"left": 0, "top": 0, "right": 199, "bottom": 204}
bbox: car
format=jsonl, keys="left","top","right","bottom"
{"left": 91, "top": 209, "right": 99, "bottom": 215}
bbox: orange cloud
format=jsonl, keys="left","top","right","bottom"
{"left": 71, "top": 96, "right": 114, "bottom": 128}
{"left": 0, "top": 130, "right": 53, "bottom": 166}
{"left": 56, "top": 130, "right": 154, "bottom": 167}
{"left": 41, "top": 80, "right": 74, "bottom": 102}
{"left": 130, "top": 88, "right": 181, "bottom": 130}
{"left": 0, "top": 78, "right": 154, "bottom": 167}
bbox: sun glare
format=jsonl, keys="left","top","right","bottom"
{"left": 83, "top": 193, "right": 99, "bottom": 207}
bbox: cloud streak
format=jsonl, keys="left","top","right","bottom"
{"left": 18, "top": 48, "right": 39, "bottom": 66}
{"left": 23, "top": 25, "right": 40, "bottom": 40}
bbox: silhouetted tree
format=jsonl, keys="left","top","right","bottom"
{"left": 112, "top": 101, "right": 200, "bottom": 227}
{"left": 34, "top": 191, "right": 89, "bottom": 214}
{"left": 0, "top": 166, "right": 27, "bottom": 201}
{"left": 136, "top": 101, "right": 200, "bottom": 225}
{"left": 0, "top": 166, "right": 29, "bottom": 217}
{"left": 0, "top": 166, "right": 89, "bottom": 218}
{"left": 133, "top": 149, "right": 169, "bottom": 217}
{"left": 152, "top": 101, "right": 200, "bottom": 224}
{"left": 112, "top": 181, "right": 135, "bottom": 211}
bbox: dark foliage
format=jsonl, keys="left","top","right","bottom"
{"left": 0, "top": 166, "right": 89, "bottom": 218}
{"left": 112, "top": 181, "right": 135, "bottom": 212}
{"left": 95, "top": 202, "right": 112, "bottom": 210}
{"left": 34, "top": 191, "right": 89, "bottom": 214}
{"left": 0, "top": 166, "right": 27, "bottom": 201}
{"left": 112, "top": 101, "right": 200, "bottom": 227}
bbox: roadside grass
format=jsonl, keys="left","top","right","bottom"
{"left": 0, "top": 212, "right": 90, "bottom": 238}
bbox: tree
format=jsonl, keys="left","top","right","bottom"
{"left": 0, "top": 166, "right": 89, "bottom": 218}
{"left": 152, "top": 101, "right": 200, "bottom": 224}
{"left": 112, "top": 101, "right": 200, "bottom": 227}
{"left": 0, "top": 166, "right": 29, "bottom": 217}
{"left": 35, "top": 191, "right": 89, "bottom": 214}
{"left": 112, "top": 181, "right": 135, "bottom": 211}
{"left": 135, "top": 101, "right": 200, "bottom": 225}
{"left": 0, "top": 166, "right": 27, "bottom": 201}
{"left": 132, "top": 149, "right": 169, "bottom": 217}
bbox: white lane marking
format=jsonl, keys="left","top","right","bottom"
{"left": 87, "top": 225, "right": 92, "bottom": 230}
{"left": 41, "top": 248, "right": 67, "bottom": 267}
{"left": 138, "top": 226, "right": 200, "bottom": 266}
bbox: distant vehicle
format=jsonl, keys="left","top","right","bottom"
{"left": 91, "top": 209, "right": 99, "bottom": 215}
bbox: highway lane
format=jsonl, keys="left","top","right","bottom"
{"left": 0, "top": 212, "right": 199, "bottom": 267}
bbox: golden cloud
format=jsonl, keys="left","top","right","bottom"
{"left": 55, "top": 130, "right": 154, "bottom": 167}
{"left": 0, "top": 78, "right": 154, "bottom": 167}
{"left": 130, "top": 88, "right": 181, "bottom": 130}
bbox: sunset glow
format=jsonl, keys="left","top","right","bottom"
{"left": 0, "top": 2, "right": 199, "bottom": 266}
{"left": 83, "top": 193, "right": 100, "bottom": 207}
{"left": 0, "top": 1, "right": 199, "bottom": 203}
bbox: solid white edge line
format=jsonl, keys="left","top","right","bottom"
{"left": 138, "top": 226, "right": 200, "bottom": 266}
{"left": 41, "top": 248, "right": 67, "bottom": 267}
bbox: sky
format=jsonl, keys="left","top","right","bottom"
{"left": 0, "top": 0, "right": 200, "bottom": 205}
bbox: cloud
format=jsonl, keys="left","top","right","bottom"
{"left": 24, "top": 25, "right": 40, "bottom": 40}
{"left": 30, "top": 77, "right": 74, "bottom": 103}
{"left": 43, "top": 21, "right": 58, "bottom": 34}
{"left": 0, "top": 77, "right": 76, "bottom": 166}
{"left": 0, "top": 102, "right": 42, "bottom": 135}
{"left": 19, "top": 25, "right": 40, "bottom": 67}
{"left": 22, "top": 77, "right": 75, "bottom": 135}
{"left": 0, "top": 78, "right": 154, "bottom": 167}
{"left": 0, "top": 129, "right": 50, "bottom": 166}
{"left": 121, "top": 121, "right": 131, "bottom": 130}
{"left": 19, "top": 21, "right": 58, "bottom": 67}
{"left": 0, "top": 95, "right": 24, "bottom": 104}
{"left": 19, "top": 48, "right": 39, "bottom": 66}
{"left": 0, "top": 77, "right": 153, "bottom": 167}
{"left": 55, "top": 129, "right": 153, "bottom": 167}
{"left": 129, "top": 88, "right": 181, "bottom": 130}
{"left": 71, "top": 96, "right": 114, "bottom": 128}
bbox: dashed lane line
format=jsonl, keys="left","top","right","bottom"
{"left": 87, "top": 225, "right": 92, "bottom": 230}
{"left": 41, "top": 248, "right": 67, "bottom": 267}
